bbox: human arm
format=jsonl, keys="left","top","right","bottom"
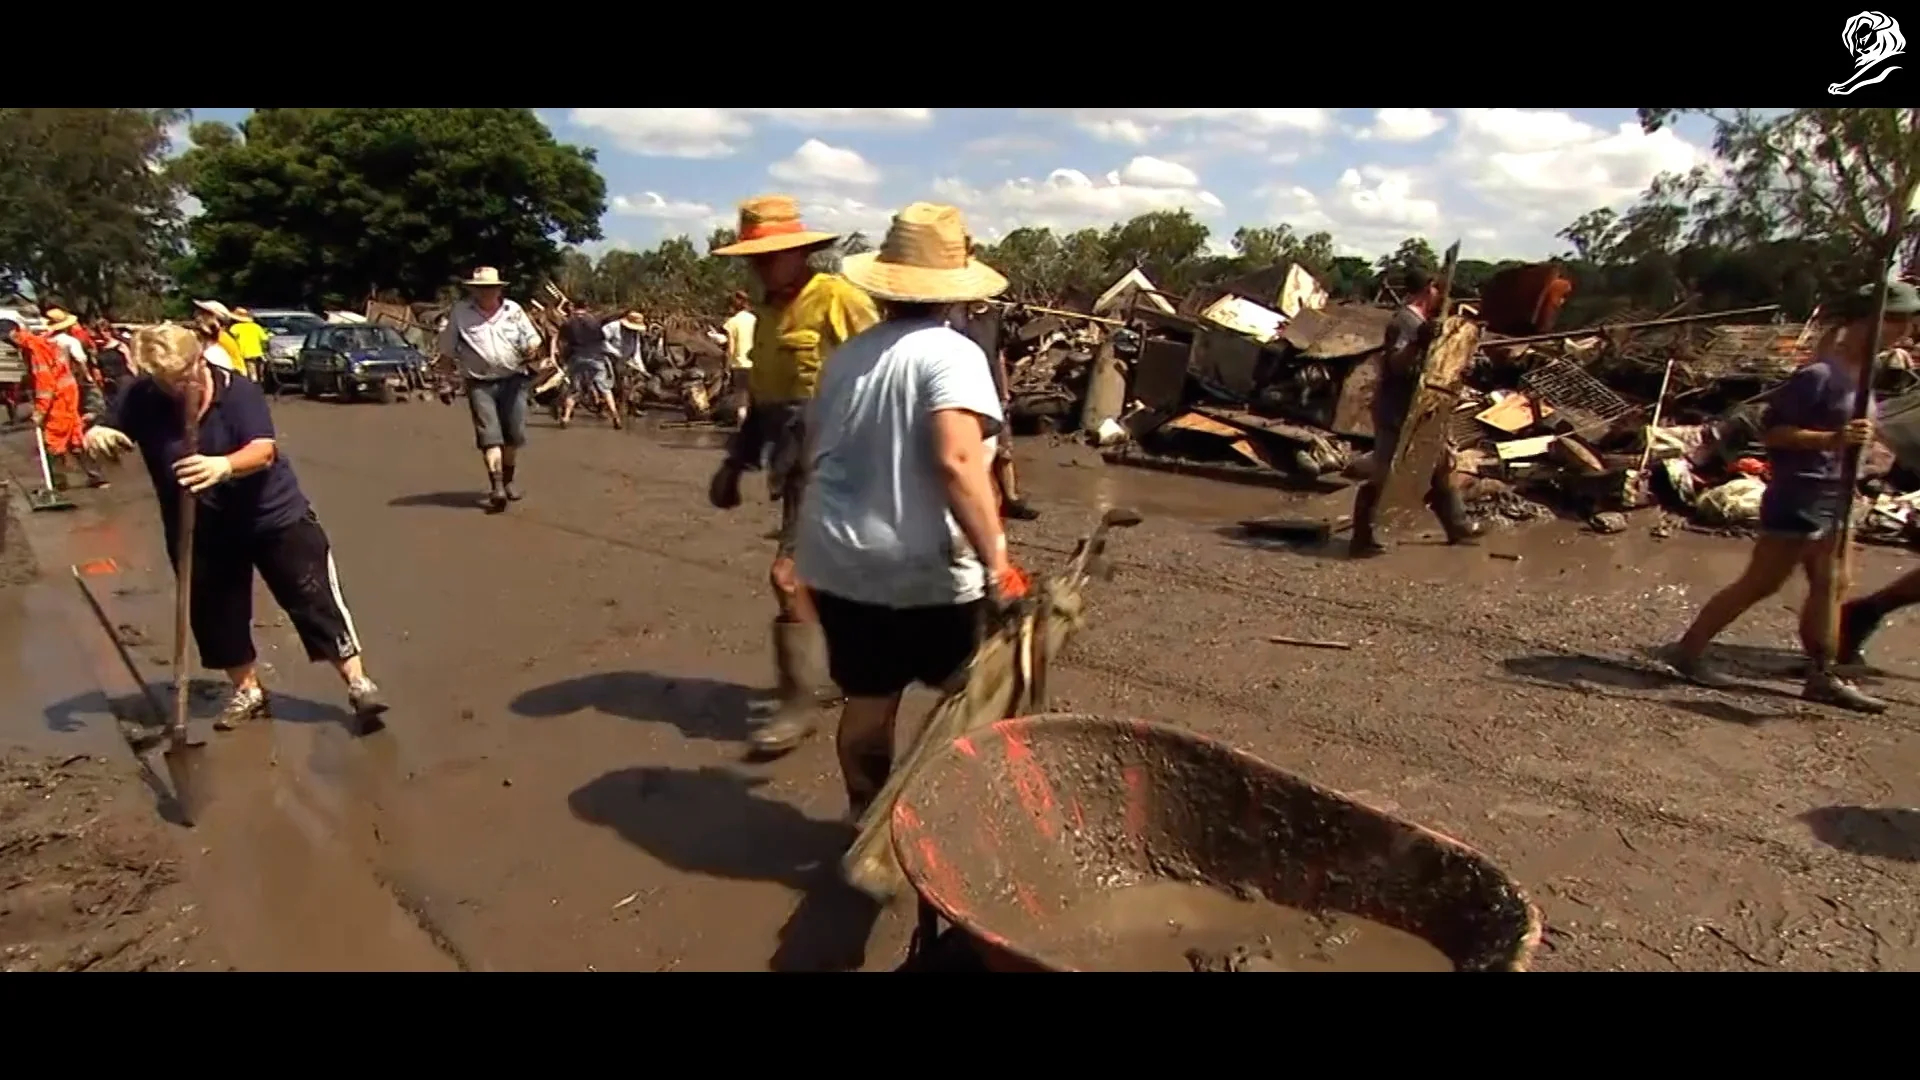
{"left": 924, "top": 338, "right": 1012, "bottom": 581}
{"left": 172, "top": 376, "right": 276, "bottom": 491}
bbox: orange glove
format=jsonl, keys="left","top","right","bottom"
{"left": 992, "top": 565, "right": 1032, "bottom": 607}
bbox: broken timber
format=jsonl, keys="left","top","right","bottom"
{"left": 1378, "top": 315, "right": 1481, "bottom": 528}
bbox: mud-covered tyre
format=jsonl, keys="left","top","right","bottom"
{"left": 302, "top": 374, "right": 321, "bottom": 400}
{"left": 376, "top": 383, "right": 397, "bottom": 405}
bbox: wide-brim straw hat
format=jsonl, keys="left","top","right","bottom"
{"left": 232, "top": 307, "right": 254, "bottom": 320}
{"left": 43, "top": 308, "right": 78, "bottom": 333}
{"left": 191, "top": 299, "right": 233, "bottom": 321}
{"left": 619, "top": 311, "right": 647, "bottom": 331}
{"left": 842, "top": 203, "right": 1008, "bottom": 304}
{"left": 462, "top": 266, "right": 509, "bottom": 287}
{"left": 711, "top": 195, "right": 839, "bottom": 257}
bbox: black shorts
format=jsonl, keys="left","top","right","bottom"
{"left": 814, "top": 591, "right": 985, "bottom": 699}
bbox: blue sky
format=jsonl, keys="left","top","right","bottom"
{"left": 182, "top": 108, "right": 1717, "bottom": 264}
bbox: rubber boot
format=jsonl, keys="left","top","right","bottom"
{"left": 1348, "top": 485, "right": 1387, "bottom": 558}
{"left": 749, "top": 620, "right": 826, "bottom": 756}
{"left": 1431, "top": 486, "right": 1482, "bottom": 545}
{"left": 1836, "top": 599, "right": 1884, "bottom": 667}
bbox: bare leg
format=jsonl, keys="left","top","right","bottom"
{"left": 1675, "top": 536, "right": 1803, "bottom": 659}
{"left": 836, "top": 694, "right": 903, "bottom": 819}
{"left": 1799, "top": 535, "right": 1886, "bottom": 712}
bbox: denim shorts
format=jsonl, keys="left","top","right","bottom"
{"left": 1757, "top": 483, "right": 1847, "bottom": 539}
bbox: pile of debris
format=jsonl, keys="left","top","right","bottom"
{"left": 996, "top": 262, "right": 1920, "bottom": 545}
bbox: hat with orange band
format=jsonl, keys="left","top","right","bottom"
{"left": 710, "top": 194, "right": 840, "bottom": 257}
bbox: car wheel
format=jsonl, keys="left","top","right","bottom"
{"left": 302, "top": 373, "right": 321, "bottom": 399}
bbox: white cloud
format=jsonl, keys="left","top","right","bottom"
{"left": 1448, "top": 108, "right": 1702, "bottom": 210}
{"left": 936, "top": 159, "right": 1224, "bottom": 237}
{"left": 1033, "top": 108, "right": 1333, "bottom": 149}
{"left": 768, "top": 139, "right": 881, "bottom": 188}
{"left": 567, "top": 108, "right": 751, "bottom": 158}
{"left": 796, "top": 194, "right": 895, "bottom": 241}
{"left": 1359, "top": 108, "right": 1447, "bottom": 142}
{"left": 962, "top": 132, "right": 1056, "bottom": 160}
{"left": 566, "top": 108, "right": 929, "bottom": 159}
{"left": 743, "top": 108, "right": 931, "bottom": 130}
{"left": 1117, "top": 155, "right": 1200, "bottom": 189}
{"left": 610, "top": 192, "right": 715, "bottom": 222}
{"left": 1261, "top": 166, "right": 1442, "bottom": 257}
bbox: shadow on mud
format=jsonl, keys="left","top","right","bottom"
{"left": 1211, "top": 523, "right": 1351, "bottom": 563}
{"left": 1801, "top": 806, "right": 1920, "bottom": 862}
{"left": 569, "top": 765, "right": 882, "bottom": 970}
{"left": 510, "top": 671, "right": 761, "bottom": 742}
{"left": 388, "top": 491, "right": 490, "bottom": 512}
{"left": 1498, "top": 653, "right": 1802, "bottom": 725}
{"left": 41, "top": 682, "right": 360, "bottom": 741}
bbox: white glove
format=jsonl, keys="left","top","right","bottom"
{"left": 173, "top": 454, "right": 234, "bottom": 493}
{"left": 84, "top": 426, "right": 133, "bottom": 458}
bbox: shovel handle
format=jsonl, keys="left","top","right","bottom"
{"left": 170, "top": 382, "right": 202, "bottom": 744}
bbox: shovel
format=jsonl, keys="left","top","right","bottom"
{"left": 164, "top": 385, "right": 209, "bottom": 825}
{"left": 26, "top": 426, "right": 77, "bottom": 512}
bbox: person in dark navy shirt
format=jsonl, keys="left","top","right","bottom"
{"left": 85, "top": 323, "right": 390, "bottom": 732}
{"left": 1661, "top": 281, "right": 1920, "bottom": 714}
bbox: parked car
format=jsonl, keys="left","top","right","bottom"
{"left": 250, "top": 309, "right": 327, "bottom": 390}
{"left": 297, "top": 323, "right": 430, "bottom": 403}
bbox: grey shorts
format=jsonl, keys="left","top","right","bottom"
{"left": 467, "top": 374, "right": 530, "bottom": 450}
{"left": 568, "top": 358, "right": 612, "bottom": 397}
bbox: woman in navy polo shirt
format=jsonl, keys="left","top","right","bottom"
{"left": 83, "top": 323, "right": 389, "bottom": 731}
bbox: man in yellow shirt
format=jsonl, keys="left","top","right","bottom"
{"left": 228, "top": 307, "right": 271, "bottom": 383}
{"left": 709, "top": 194, "right": 879, "bottom": 756}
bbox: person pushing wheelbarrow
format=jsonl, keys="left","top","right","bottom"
{"left": 793, "top": 201, "right": 1031, "bottom": 822}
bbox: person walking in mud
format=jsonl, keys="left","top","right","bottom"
{"left": 436, "top": 267, "right": 545, "bottom": 512}
{"left": 707, "top": 195, "right": 879, "bottom": 756}
{"left": 722, "top": 290, "right": 756, "bottom": 426}
{"left": 1660, "top": 282, "right": 1920, "bottom": 713}
{"left": 796, "top": 202, "right": 1030, "bottom": 820}
{"left": 6, "top": 316, "right": 107, "bottom": 489}
{"left": 81, "top": 323, "right": 388, "bottom": 730}
{"left": 602, "top": 310, "right": 650, "bottom": 419}
{"left": 956, "top": 298, "right": 1039, "bottom": 521}
{"left": 558, "top": 303, "right": 621, "bottom": 430}
{"left": 1347, "top": 268, "right": 1481, "bottom": 556}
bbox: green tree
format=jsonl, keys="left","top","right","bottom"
{"left": 179, "top": 108, "right": 606, "bottom": 310}
{"left": 1375, "top": 236, "right": 1438, "bottom": 279}
{"left": 0, "top": 107, "right": 186, "bottom": 315}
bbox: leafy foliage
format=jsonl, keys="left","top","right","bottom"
{"left": 177, "top": 108, "right": 606, "bottom": 311}
{"left": 0, "top": 108, "right": 185, "bottom": 317}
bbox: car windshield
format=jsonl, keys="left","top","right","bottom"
{"left": 331, "top": 326, "right": 408, "bottom": 351}
{"left": 260, "top": 314, "right": 324, "bottom": 336}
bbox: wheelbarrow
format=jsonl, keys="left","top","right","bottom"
{"left": 891, "top": 714, "right": 1543, "bottom": 972}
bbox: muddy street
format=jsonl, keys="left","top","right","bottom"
{"left": 6, "top": 397, "right": 1920, "bottom": 971}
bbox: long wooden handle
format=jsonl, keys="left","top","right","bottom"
{"left": 170, "top": 381, "right": 202, "bottom": 742}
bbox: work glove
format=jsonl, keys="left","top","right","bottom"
{"left": 987, "top": 564, "right": 1033, "bottom": 620}
{"left": 708, "top": 461, "right": 744, "bottom": 510}
{"left": 173, "top": 453, "right": 234, "bottom": 494}
{"left": 83, "top": 426, "right": 133, "bottom": 459}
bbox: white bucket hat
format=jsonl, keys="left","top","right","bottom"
{"left": 462, "top": 266, "right": 510, "bottom": 287}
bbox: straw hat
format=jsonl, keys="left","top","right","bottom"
{"left": 841, "top": 203, "right": 1008, "bottom": 304}
{"left": 232, "top": 307, "right": 254, "bottom": 320}
{"left": 191, "top": 299, "right": 233, "bottom": 321}
{"left": 462, "top": 266, "right": 509, "bottom": 287}
{"left": 131, "top": 323, "right": 204, "bottom": 381}
{"left": 619, "top": 310, "right": 647, "bottom": 331}
{"left": 710, "top": 195, "right": 838, "bottom": 257}
{"left": 43, "top": 308, "right": 78, "bottom": 333}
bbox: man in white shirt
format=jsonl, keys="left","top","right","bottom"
{"left": 435, "top": 266, "right": 544, "bottom": 512}
{"left": 795, "top": 203, "right": 1030, "bottom": 820}
{"left": 720, "top": 291, "right": 756, "bottom": 428}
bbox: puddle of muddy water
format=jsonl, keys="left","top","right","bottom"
{"left": 1030, "top": 880, "right": 1454, "bottom": 972}
{"left": 1015, "top": 441, "right": 1297, "bottom": 525}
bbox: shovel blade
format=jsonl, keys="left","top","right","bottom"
{"left": 162, "top": 738, "right": 210, "bottom": 827}
{"left": 27, "top": 489, "right": 77, "bottom": 512}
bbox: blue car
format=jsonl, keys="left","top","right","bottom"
{"left": 296, "top": 323, "right": 431, "bottom": 403}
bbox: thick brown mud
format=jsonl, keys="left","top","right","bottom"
{"left": 6, "top": 399, "right": 1920, "bottom": 970}
{"left": 1036, "top": 880, "right": 1455, "bottom": 972}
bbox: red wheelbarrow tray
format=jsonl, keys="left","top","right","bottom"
{"left": 890, "top": 713, "right": 1544, "bottom": 972}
